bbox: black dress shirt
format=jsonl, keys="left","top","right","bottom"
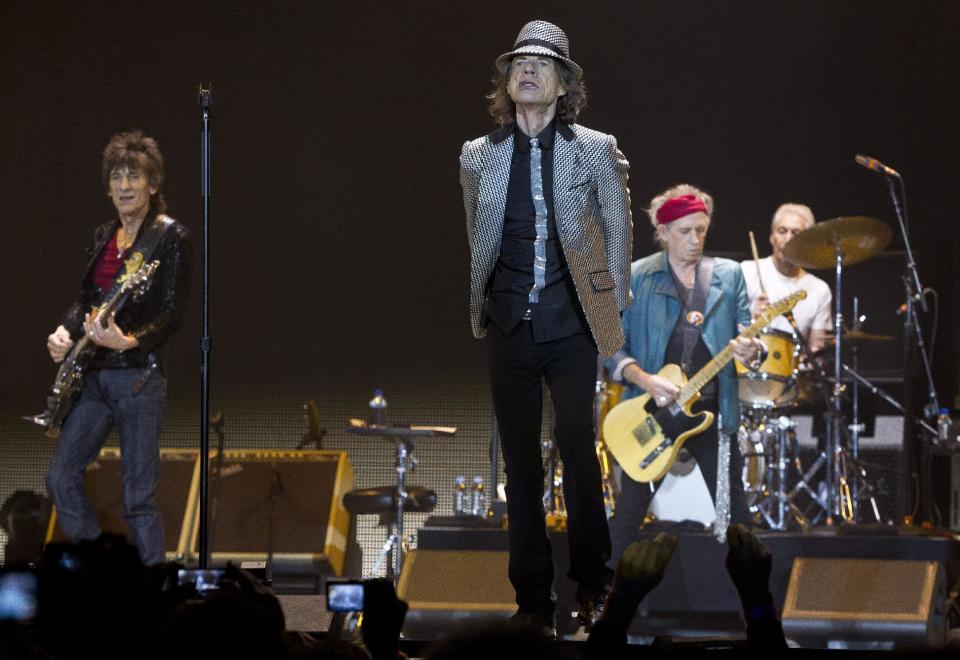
{"left": 664, "top": 278, "right": 718, "bottom": 409}
{"left": 487, "top": 119, "right": 589, "bottom": 341}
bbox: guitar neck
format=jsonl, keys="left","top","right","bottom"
{"left": 676, "top": 318, "right": 772, "bottom": 405}
{"left": 677, "top": 344, "right": 736, "bottom": 405}
{"left": 101, "top": 292, "right": 127, "bottom": 322}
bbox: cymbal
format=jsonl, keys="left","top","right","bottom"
{"left": 781, "top": 216, "right": 892, "bottom": 269}
{"left": 819, "top": 328, "right": 897, "bottom": 349}
{"left": 843, "top": 328, "right": 896, "bottom": 342}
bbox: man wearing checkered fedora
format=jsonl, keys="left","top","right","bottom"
{"left": 460, "top": 20, "right": 633, "bottom": 635}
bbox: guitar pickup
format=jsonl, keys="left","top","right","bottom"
{"left": 632, "top": 416, "right": 659, "bottom": 447}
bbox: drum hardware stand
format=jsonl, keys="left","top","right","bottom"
{"left": 750, "top": 417, "right": 813, "bottom": 530}
{"left": 362, "top": 434, "right": 420, "bottom": 583}
{"left": 769, "top": 279, "right": 850, "bottom": 525}
{"left": 544, "top": 444, "right": 566, "bottom": 523}
{"left": 849, "top": 300, "right": 863, "bottom": 522}
{"left": 840, "top": 363, "right": 936, "bottom": 437}
{"left": 825, "top": 244, "right": 848, "bottom": 524}
{"left": 776, "top": 311, "right": 833, "bottom": 527}
{"left": 346, "top": 424, "right": 454, "bottom": 585}
{"left": 542, "top": 422, "right": 567, "bottom": 522}
{"left": 785, "top": 449, "right": 829, "bottom": 525}
{"left": 594, "top": 359, "right": 619, "bottom": 517}
{"left": 385, "top": 436, "right": 416, "bottom": 582}
{"left": 845, "top": 297, "right": 886, "bottom": 523}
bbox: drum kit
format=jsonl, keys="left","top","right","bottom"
{"left": 737, "top": 215, "right": 899, "bottom": 530}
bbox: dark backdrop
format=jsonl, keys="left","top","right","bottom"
{"left": 2, "top": 0, "right": 958, "bottom": 419}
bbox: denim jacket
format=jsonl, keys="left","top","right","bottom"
{"left": 606, "top": 251, "right": 751, "bottom": 435}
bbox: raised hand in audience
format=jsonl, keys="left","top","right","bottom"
{"left": 724, "top": 524, "right": 787, "bottom": 648}
{"left": 586, "top": 532, "right": 678, "bottom": 657}
{"left": 360, "top": 578, "right": 409, "bottom": 660}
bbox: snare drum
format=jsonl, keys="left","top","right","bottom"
{"left": 736, "top": 328, "right": 800, "bottom": 409}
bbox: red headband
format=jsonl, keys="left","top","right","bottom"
{"left": 656, "top": 194, "right": 708, "bottom": 224}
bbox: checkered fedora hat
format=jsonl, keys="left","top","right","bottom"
{"left": 495, "top": 20, "right": 583, "bottom": 79}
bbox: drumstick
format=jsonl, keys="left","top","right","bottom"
{"left": 749, "top": 230, "right": 766, "bottom": 294}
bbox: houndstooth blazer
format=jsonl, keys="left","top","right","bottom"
{"left": 460, "top": 122, "right": 633, "bottom": 357}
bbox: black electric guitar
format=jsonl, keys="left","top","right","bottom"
{"left": 27, "top": 261, "right": 160, "bottom": 439}
{"left": 602, "top": 290, "right": 806, "bottom": 483}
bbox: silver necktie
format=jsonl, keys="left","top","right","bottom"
{"left": 528, "top": 137, "right": 548, "bottom": 304}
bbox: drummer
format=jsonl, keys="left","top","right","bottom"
{"left": 741, "top": 203, "right": 832, "bottom": 352}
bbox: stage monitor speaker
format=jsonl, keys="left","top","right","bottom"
{"left": 397, "top": 549, "right": 515, "bottom": 638}
{"left": 782, "top": 557, "right": 946, "bottom": 648}
{"left": 278, "top": 594, "right": 332, "bottom": 632}
{"left": 187, "top": 450, "right": 353, "bottom": 580}
{"left": 46, "top": 448, "right": 199, "bottom": 560}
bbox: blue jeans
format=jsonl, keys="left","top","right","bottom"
{"left": 45, "top": 367, "right": 167, "bottom": 565}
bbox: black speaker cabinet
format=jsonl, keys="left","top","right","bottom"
{"left": 277, "top": 594, "right": 333, "bottom": 632}
{"left": 397, "top": 549, "right": 515, "bottom": 638}
{"left": 187, "top": 450, "right": 353, "bottom": 578}
{"left": 46, "top": 448, "right": 199, "bottom": 560}
{"left": 782, "top": 557, "right": 946, "bottom": 648}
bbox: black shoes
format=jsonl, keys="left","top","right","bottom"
{"left": 575, "top": 584, "right": 612, "bottom": 632}
{"left": 510, "top": 609, "right": 558, "bottom": 640}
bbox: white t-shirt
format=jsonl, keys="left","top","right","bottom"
{"left": 740, "top": 256, "right": 832, "bottom": 337}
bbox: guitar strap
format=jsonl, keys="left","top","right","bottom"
{"left": 101, "top": 214, "right": 174, "bottom": 304}
{"left": 101, "top": 215, "right": 173, "bottom": 393}
{"left": 672, "top": 256, "right": 714, "bottom": 375}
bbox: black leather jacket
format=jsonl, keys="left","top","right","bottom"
{"left": 61, "top": 215, "right": 191, "bottom": 371}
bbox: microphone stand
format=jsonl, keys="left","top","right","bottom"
{"left": 208, "top": 412, "right": 226, "bottom": 553}
{"left": 883, "top": 172, "right": 940, "bottom": 523}
{"left": 266, "top": 467, "right": 284, "bottom": 585}
{"left": 198, "top": 85, "right": 213, "bottom": 568}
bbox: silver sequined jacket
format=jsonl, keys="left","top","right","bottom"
{"left": 460, "top": 122, "right": 633, "bottom": 357}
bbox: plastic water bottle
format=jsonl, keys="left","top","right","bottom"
{"left": 470, "top": 475, "right": 486, "bottom": 518}
{"left": 937, "top": 408, "right": 951, "bottom": 443}
{"left": 368, "top": 389, "right": 387, "bottom": 427}
{"left": 453, "top": 476, "right": 468, "bottom": 517}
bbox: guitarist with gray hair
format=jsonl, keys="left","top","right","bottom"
{"left": 606, "top": 184, "right": 759, "bottom": 563}
{"left": 42, "top": 130, "right": 190, "bottom": 566}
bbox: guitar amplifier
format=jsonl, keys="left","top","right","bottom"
{"left": 782, "top": 557, "right": 946, "bottom": 648}
{"left": 46, "top": 447, "right": 199, "bottom": 560}
{"left": 397, "top": 548, "right": 515, "bottom": 638}
{"left": 186, "top": 450, "right": 353, "bottom": 580}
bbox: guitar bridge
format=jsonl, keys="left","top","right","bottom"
{"left": 640, "top": 437, "right": 673, "bottom": 469}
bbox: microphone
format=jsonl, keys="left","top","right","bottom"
{"left": 855, "top": 154, "right": 899, "bottom": 177}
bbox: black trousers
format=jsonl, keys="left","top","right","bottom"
{"left": 487, "top": 322, "right": 613, "bottom": 615}
{"left": 609, "top": 416, "right": 750, "bottom": 566}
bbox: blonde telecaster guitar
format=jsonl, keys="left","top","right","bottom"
{"left": 603, "top": 289, "right": 806, "bottom": 483}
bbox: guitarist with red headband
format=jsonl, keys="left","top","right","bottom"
{"left": 606, "top": 185, "right": 760, "bottom": 563}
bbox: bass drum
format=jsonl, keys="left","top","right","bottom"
{"left": 736, "top": 328, "right": 800, "bottom": 409}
